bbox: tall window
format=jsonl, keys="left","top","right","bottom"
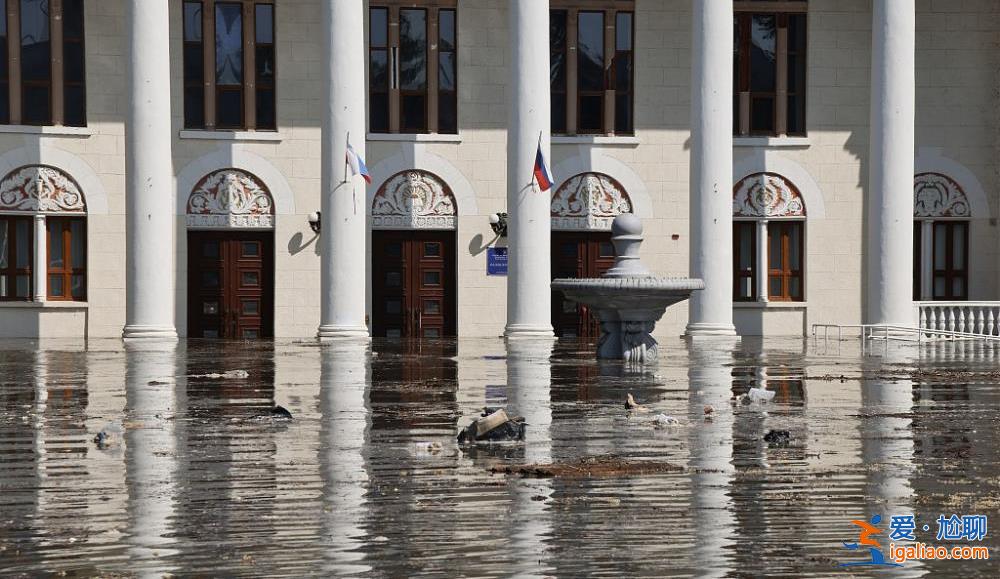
{"left": 733, "top": 173, "right": 806, "bottom": 303}
{"left": 46, "top": 217, "right": 85, "bottom": 301}
{"left": 550, "top": 2, "right": 634, "bottom": 136}
{"left": 369, "top": 1, "right": 457, "bottom": 135}
{"left": 734, "top": 1, "right": 806, "bottom": 137}
{"left": 183, "top": 1, "right": 276, "bottom": 131}
{"left": 0, "top": 215, "right": 32, "bottom": 300}
{"left": 913, "top": 173, "right": 972, "bottom": 301}
{"left": 0, "top": 0, "right": 87, "bottom": 127}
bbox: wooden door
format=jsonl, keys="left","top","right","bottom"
{"left": 372, "top": 231, "right": 456, "bottom": 338}
{"left": 551, "top": 232, "right": 615, "bottom": 338}
{"left": 188, "top": 231, "right": 274, "bottom": 339}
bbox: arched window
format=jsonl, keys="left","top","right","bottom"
{"left": 371, "top": 170, "right": 457, "bottom": 230}
{"left": 0, "top": 165, "right": 87, "bottom": 301}
{"left": 550, "top": 172, "right": 632, "bottom": 231}
{"left": 733, "top": 172, "right": 805, "bottom": 302}
{"left": 913, "top": 173, "right": 970, "bottom": 301}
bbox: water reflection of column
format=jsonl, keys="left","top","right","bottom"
{"left": 506, "top": 338, "right": 555, "bottom": 578}
{"left": 319, "top": 341, "right": 372, "bottom": 576}
{"left": 124, "top": 342, "right": 180, "bottom": 578}
{"left": 686, "top": 341, "right": 736, "bottom": 577}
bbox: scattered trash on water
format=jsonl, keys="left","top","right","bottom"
{"left": 763, "top": 429, "right": 792, "bottom": 446}
{"left": 269, "top": 405, "right": 292, "bottom": 420}
{"left": 491, "top": 455, "right": 684, "bottom": 479}
{"left": 652, "top": 413, "right": 680, "bottom": 428}
{"left": 189, "top": 370, "right": 250, "bottom": 379}
{"left": 147, "top": 379, "right": 172, "bottom": 386}
{"left": 458, "top": 408, "right": 526, "bottom": 444}
{"left": 703, "top": 405, "right": 715, "bottom": 416}
{"left": 625, "top": 393, "right": 650, "bottom": 413}
{"left": 414, "top": 441, "right": 444, "bottom": 456}
{"left": 93, "top": 421, "right": 124, "bottom": 449}
{"left": 748, "top": 387, "right": 776, "bottom": 403}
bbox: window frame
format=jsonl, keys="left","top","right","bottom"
{"left": 550, "top": 0, "right": 635, "bottom": 136}
{"left": 2, "top": 0, "right": 87, "bottom": 127}
{"left": 45, "top": 215, "right": 85, "bottom": 301}
{"left": 915, "top": 218, "right": 969, "bottom": 301}
{"left": 0, "top": 214, "right": 33, "bottom": 301}
{"left": 733, "top": 1, "right": 807, "bottom": 137}
{"left": 733, "top": 220, "right": 757, "bottom": 302}
{"left": 368, "top": 0, "right": 458, "bottom": 135}
{"left": 182, "top": 0, "right": 276, "bottom": 131}
{"left": 766, "top": 220, "right": 804, "bottom": 302}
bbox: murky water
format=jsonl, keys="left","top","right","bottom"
{"left": 1, "top": 337, "right": 998, "bottom": 577}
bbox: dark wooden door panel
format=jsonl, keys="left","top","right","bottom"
{"left": 373, "top": 231, "right": 455, "bottom": 338}
{"left": 188, "top": 232, "right": 273, "bottom": 339}
{"left": 551, "top": 232, "right": 613, "bottom": 339}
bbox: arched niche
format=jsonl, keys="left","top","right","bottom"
{"left": 371, "top": 170, "right": 457, "bottom": 230}
{"left": 550, "top": 172, "right": 632, "bottom": 231}
{"left": 733, "top": 172, "right": 806, "bottom": 218}
{"left": 186, "top": 168, "right": 275, "bottom": 229}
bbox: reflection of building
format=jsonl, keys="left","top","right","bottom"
{"left": 1, "top": 1, "right": 997, "bottom": 340}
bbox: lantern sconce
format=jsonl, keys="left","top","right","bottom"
{"left": 308, "top": 211, "right": 321, "bottom": 234}
{"left": 489, "top": 212, "right": 508, "bottom": 237}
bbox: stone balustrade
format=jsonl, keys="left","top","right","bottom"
{"left": 917, "top": 302, "right": 1000, "bottom": 336}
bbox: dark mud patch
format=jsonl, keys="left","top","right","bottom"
{"left": 491, "top": 455, "right": 684, "bottom": 479}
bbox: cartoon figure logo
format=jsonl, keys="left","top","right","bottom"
{"left": 839, "top": 515, "right": 903, "bottom": 567}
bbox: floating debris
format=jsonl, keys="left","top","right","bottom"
{"left": 189, "top": 370, "right": 250, "bottom": 379}
{"left": 269, "top": 405, "right": 292, "bottom": 420}
{"left": 491, "top": 456, "right": 683, "bottom": 479}
{"left": 763, "top": 429, "right": 792, "bottom": 446}
{"left": 703, "top": 404, "right": 715, "bottom": 416}
{"left": 625, "top": 393, "right": 650, "bottom": 413}
{"left": 747, "top": 387, "right": 776, "bottom": 403}
{"left": 652, "top": 413, "right": 680, "bottom": 428}
{"left": 458, "top": 408, "right": 526, "bottom": 444}
{"left": 93, "top": 422, "right": 124, "bottom": 449}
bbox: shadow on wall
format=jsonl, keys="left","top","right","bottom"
{"left": 288, "top": 231, "right": 319, "bottom": 256}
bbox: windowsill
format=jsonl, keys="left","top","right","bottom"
{"left": 734, "top": 301, "right": 808, "bottom": 309}
{"left": 178, "top": 129, "right": 284, "bottom": 142}
{"left": 366, "top": 133, "right": 462, "bottom": 143}
{"left": 734, "top": 136, "right": 810, "bottom": 148}
{"left": 0, "top": 124, "right": 93, "bottom": 136}
{"left": 552, "top": 135, "right": 640, "bottom": 146}
{"left": 0, "top": 300, "right": 88, "bottom": 309}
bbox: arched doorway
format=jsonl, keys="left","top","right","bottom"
{"left": 913, "top": 173, "right": 971, "bottom": 301}
{"left": 550, "top": 172, "right": 632, "bottom": 338}
{"left": 371, "top": 170, "right": 458, "bottom": 338}
{"left": 185, "top": 169, "right": 275, "bottom": 339}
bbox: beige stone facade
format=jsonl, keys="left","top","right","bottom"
{"left": 0, "top": 0, "right": 996, "bottom": 339}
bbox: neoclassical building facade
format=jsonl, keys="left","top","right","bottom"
{"left": 0, "top": 0, "right": 996, "bottom": 340}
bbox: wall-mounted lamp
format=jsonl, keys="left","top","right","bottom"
{"left": 308, "top": 211, "right": 322, "bottom": 234}
{"left": 489, "top": 212, "right": 508, "bottom": 237}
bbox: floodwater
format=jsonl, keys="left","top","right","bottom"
{"left": 1, "top": 336, "right": 998, "bottom": 578}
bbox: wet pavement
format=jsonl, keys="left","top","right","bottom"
{"left": 1, "top": 336, "right": 998, "bottom": 577}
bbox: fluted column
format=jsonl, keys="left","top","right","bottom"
{"left": 867, "top": 0, "right": 915, "bottom": 325}
{"left": 318, "top": 0, "right": 370, "bottom": 340}
{"left": 123, "top": 0, "right": 176, "bottom": 339}
{"left": 505, "top": 0, "right": 553, "bottom": 338}
{"left": 687, "top": 0, "right": 736, "bottom": 336}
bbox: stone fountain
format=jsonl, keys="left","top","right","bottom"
{"left": 552, "top": 214, "right": 704, "bottom": 364}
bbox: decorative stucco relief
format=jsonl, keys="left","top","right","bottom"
{"left": 372, "top": 170, "right": 457, "bottom": 230}
{"left": 187, "top": 169, "right": 274, "bottom": 229}
{"left": 551, "top": 172, "right": 632, "bottom": 231}
{"left": 733, "top": 173, "right": 805, "bottom": 218}
{"left": 914, "top": 173, "right": 970, "bottom": 218}
{"left": 0, "top": 165, "right": 86, "bottom": 213}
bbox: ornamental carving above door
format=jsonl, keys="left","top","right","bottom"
{"left": 914, "top": 173, "right": 970, "bottom": 218}
{"left": 371, "top": 170, "right": 457, "bottom": 230}
{"left": 187, "top": 169, "right": 275, "bottom": 229}
{"left": 0, "top": 165, "right": 86, "bottom": 213}
{"left": 733, "top": 173, "right": 805, "bottom": 218}
{"left": 551, "top": 172, "right": 632, "bottom": 231}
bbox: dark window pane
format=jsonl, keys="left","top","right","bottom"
{"left": 256, "top": 45, "right": 274, "bottom": 83}
{"left": 369, "top": 92, "right": 389, "bottom": 133}
{"left": 750, "top": 96, "right": 774, "bottom": 134}
{"left": 70, "top": 220, "right": 85, "bottom": 269}
{"left": 242, "top": 299, "right": 259, "bottom": 315}
{"left": 399, "top": 9, "right": 426, "bottom": 91}
{"left": 256, "top": 88, "right": 275, "bottom": 129}
{"left": 202, "top": 270, "right": 219, "bottom": 287}
{"left": 422, "top": 271, "right": 440, "bottom": 286}
{"left": 64, "top": 85, "right": 85, "bottom": 126}
{"left": 615, "top": 52, "right": 632, "bottom": 92}
{"left": 578, "top": 95, "right": 602, "bottom": 132}
{"left": 15, "top": 275, "right": 30, "bottom": 298}
{"left": 439, "top": 51, "right": 455, "bottom": 91}
{"left": 48, "top": 275, "right": 63, "bottom": 297}
{"left": 769, "top": 276, "right": 782, "bottom": 298}
{"left": 0, "top": 221, "right": 7, "bottom": 269}
{"left": 22, "top": 85, "right": 50, "bottom": 125}
{"left": 749, "top": 15, "right": 776, "bottom": 92}
{"left": 369, "top": 7, "right": 387, "bottom": 48}
{"left": 202, "top": 240, "right": 219, "bottom": 258}
{"left": 768, "top": 225, "right": 781, "bottom": 266}
{"left": 0, "top": 36, "right": 7, "bottom": 77}
{"left": 577, "top": 12, "right": 604, "bottom": 92}
{"left": 184, "top": 2, "right": 203, "bottom": 42}
{"left": 48, "top": 224, "right": 64, "bottom": 269}
{"left": 424, "top": 242, "right": 440, "bottom": 257}
{"left": 787, "top": 54, "right": 800, "bottom": 92}
{"left": 215, "top": 3, "right": 243, "bottom": 85}
{"left": 788, "top": 14, "right": 806, "bottom": 52}
{"left": 616, "top": 12, "right": 632, "bottom": 51}
{"left": 615, "top": 93, "right": 632, "bottom": 134}
{"left": 551, "top": 50, "right": 566, "bottom": 90}
{"left": 15, "top": 219, "right": 30, "bottom": 268}
{"left": 370, "top": 50, "right": 388, "bottom": 89}
{"left": 64, "top": 43, "right": 85, "bottom": 83}
{"left": 438, "top": 93, "right": 456, "bottom": 134}
{"left": 63, "top": 0, "right": 84, "bottom": 39}
{"left": 216, "top": 88, "right": 243, "bottom": 128}
{"left": 0, "top": 83, "right": 8, "bottom": 124}
{"left": 787, "top": 95, "right": 803, "bottom": 135}
{"left": 551, "top": 96, "right": 566, "bottom": 134}
{"left": 401, "top": 94, "right": 426, "bottom": 132}
{"left": 439, "top": 9, "right": 455, "bottom": 52}
{"left": 550, "top": 10, "right": 566, "bottom": 49}
{"left": 255, "top": 4, "right": 273, "bottom": 44}
{"left": 184, "top": 44, "right": 204, "bottom": 83}
{"left": 185, "top": 86, "right": 205, "bottom": 128}
{"left": 241, "top": 271, "right": 259, "bottom": 287}
{"left": 20, "top": 0, "right": 51, "bottom": 82}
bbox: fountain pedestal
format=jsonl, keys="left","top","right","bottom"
{"left": 552, "top": 215, "right": 704, "bottom": 364}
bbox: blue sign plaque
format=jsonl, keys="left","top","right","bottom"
{"left": 487, "top": 247, "right": 508, "bottom": 276}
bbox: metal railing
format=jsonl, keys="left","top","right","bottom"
{"left": 812, "top": 323, "right": 1000, "bottom": 343}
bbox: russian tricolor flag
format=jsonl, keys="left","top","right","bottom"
{"left": 346, "top": 142, "right": 372, "bottom": 184}
{"left": 533, "top": 141, "right": 554, "bottom": 192}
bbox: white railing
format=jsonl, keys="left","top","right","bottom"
{"left": 916, "top": 302, "right": 1000, "bottom": 337}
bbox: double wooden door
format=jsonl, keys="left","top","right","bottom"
{"left": 551, "top": 232, "right": 615, "bottom": 338}
{"left": 188, "top": 231, "right": 274, "bottom": 339}
{"left": 372, "top": 231, "right": 456, "bottom": 338}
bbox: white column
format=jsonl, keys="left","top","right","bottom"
{"left": 756, "top": 219, "right": 768, "bottom": 303}
{"left": 505, "top": 0, "right": 553, "bottom": 338}
{"left": 33, "top": 215, "right": 46, "bottom": 302}
{"left": 318, "top": 0, "right": 369, "bottom": 340}
{"left": 687, "top": 0, "right": 736, "bottom": 336}
{"left": 123, "top": 0, "right": 176, "bottom": 340}
{"left": 920, "top": 220, "right": 933, "bottom": 300}
{"left": 867, "top": 0, "right": 915, "bottom": 325}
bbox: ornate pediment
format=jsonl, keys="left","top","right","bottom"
{"left": 551, "top": 172, "right": 632, "bottom": 231}
{"left": 372, "top": 170, "right": 457, "bottom": 230}
{"left": 0, "top": 165, "right": 86, "bottom": 213}
{"left": 733, "top": 173, "right": 805, "bottom": 218}
{"left": 187, "top": 169, "right": 274, "bottom": 229}
{"left": 914, "top": 173, "right": 970, "bottom": 218}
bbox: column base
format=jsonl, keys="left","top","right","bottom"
{"left": 684, "top": 322, "right": 738, "bottom": 338}
{"left": 122, "top": 325, "right": 178, "bottom": 341}
{"left": 317, "top": 325, "right": 371, "bottom": 341}
{"left": 504, "top": 324, "right": 555, "bottom": 339}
